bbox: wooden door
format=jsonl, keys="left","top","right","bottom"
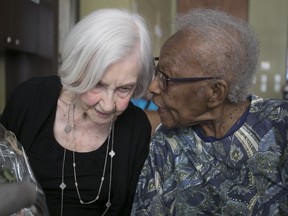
{"left": 177, "top": 0, "right": 248, "bottom": 21}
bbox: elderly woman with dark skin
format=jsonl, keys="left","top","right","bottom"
{"left": 132, "top": 9, "right": 288, "bottom": 215}
{"left": 1, "top": 8, "right": 153, "bottom": 216}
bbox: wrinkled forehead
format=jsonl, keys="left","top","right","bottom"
{"left": 159, "top": 31, "right": 205, "bottom": 72}
{"left": 161, "top": 29, "right": 205, "bottom": 58}
{"left": 161, "top": 31, "right": 189, "bottom": 52}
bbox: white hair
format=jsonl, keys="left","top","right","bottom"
{"left": 174, "top": 9, "right": 259, "bottom": 103}
{"left": 59, "top": 8, "right": 153, "bottom": 97}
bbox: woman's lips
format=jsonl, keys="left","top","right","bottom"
{"left": 157, "top": 107, "right": 168, "bottom": 115}
{"left": 96, "top": 110, "right": 110, "bottom": 118}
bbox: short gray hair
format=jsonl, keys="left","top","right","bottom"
{"left": 174, "top": 9, "right": 259, "bottom": 103}
{"left": 59, "top": 8, "right": 153, "bottom": 97}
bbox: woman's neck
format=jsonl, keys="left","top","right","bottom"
{"left": 200, "top": 100, "right": 250, "bottom": 138}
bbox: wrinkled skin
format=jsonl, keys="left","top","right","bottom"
{"left": 150, "top": 32, "right": 249, "bottom": 138}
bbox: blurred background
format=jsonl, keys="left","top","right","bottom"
{"left": 0, "top": 0, "right": 287, "bottom": 112}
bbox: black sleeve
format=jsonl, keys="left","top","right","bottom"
{"left": 0, "top": 77, "right": 38, "bottom": 137}
{"left": 0, "top": 76, "right": 61, "bottom": 151}
{"left": 113, "top": 103, "right": 151, "bottom": 215}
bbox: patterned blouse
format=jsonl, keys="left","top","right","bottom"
{"left": 132, "top": 95, "right": 288, "bottom": 216}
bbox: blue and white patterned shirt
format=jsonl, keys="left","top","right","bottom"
{"left": 132, "top": 95, "right": 288, "bottom": 216}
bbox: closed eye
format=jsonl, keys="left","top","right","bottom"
{"left": 117, "top": 84, "right": 135, "bottom": 93}
{"left": 117, "top": 86, "right": 134, "bottom": 92}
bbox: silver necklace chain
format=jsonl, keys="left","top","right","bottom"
{"left": 59, "top": 98, "right": 115, "bottom": 216}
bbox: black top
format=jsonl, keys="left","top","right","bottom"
{"left": 0, "top": 76, "right": 151, "bottom": 216}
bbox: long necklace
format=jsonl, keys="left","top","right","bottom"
{"left": 59, "top": 97, "right": 115, "bottom": 216}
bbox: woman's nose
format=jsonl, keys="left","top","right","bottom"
{"left": 101, "top": 90, "right": 116, "bottom": 111}
{"left": 149, "top": 79, "right": 161, "bottom": 95}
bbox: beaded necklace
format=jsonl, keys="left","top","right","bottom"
{"left": 59, "top": 97, "right": 115, "bottom": 216}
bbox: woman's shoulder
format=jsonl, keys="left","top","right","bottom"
{"left": 16, "top": 75, "right": 60, "bottom": 90}
{"left": 116, "top": 102, "right": 151, "bottom": 133}
{"left": 250, "top": 94, "right": 288, "bottom": 112}
{"left": 4, "top": 75, "right": 61, "bottom": 115}
{"left": 121, "top": 102, "right": 150, "bottom": 121}
{"left": 8, "top": 75, "right": 61, "bottom": 101}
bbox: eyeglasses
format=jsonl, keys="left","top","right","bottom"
{"left": 153, "top": 57, "right": 220, "bottom": 91}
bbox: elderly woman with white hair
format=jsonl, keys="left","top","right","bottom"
{"left": 1, "top": 8, "right": 153, "bottom": 216}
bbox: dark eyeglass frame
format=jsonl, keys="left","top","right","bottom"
{"left": 153, "top": 57, "right": 221, "bottom": 91}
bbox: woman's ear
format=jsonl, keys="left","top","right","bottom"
{"left": 207, "top": 79, "right": 229, "bottom": 108}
